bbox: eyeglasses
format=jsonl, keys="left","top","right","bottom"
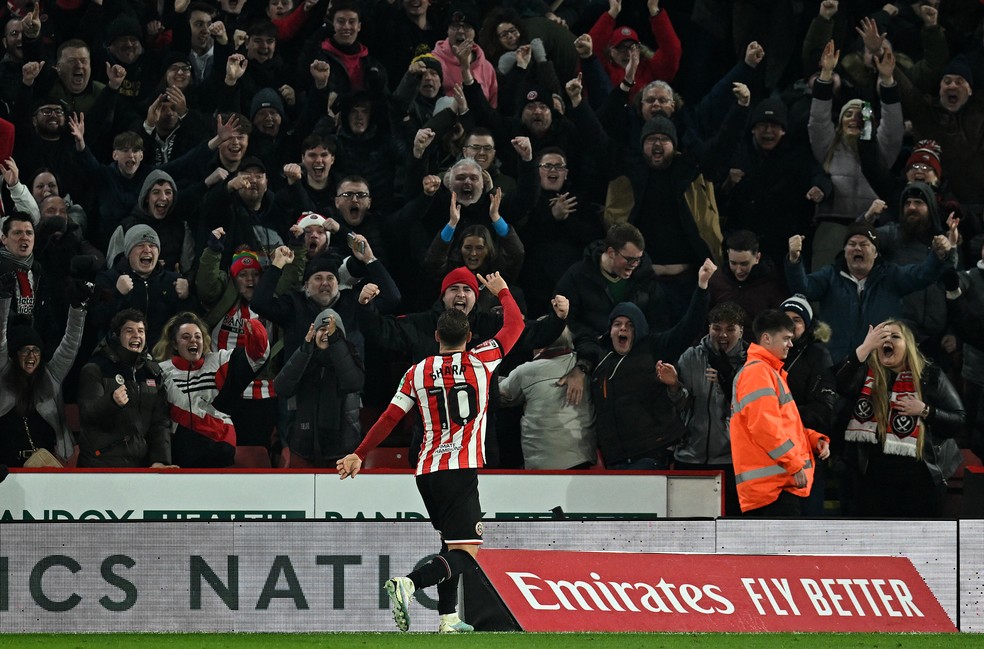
{"left": 17, "top": 347, "right": 41, "bottom": 358}
{"left": 497, "top": 28, "right": 520, "bottom": 39}
{"left": 337, "top": 191, "right": 370, "bottom": 200}
{"left": 645, "top": 95, "right": 675, "bottom": 106}
{"left": 239, "top": 172, "right": 266, "bottom": 181}
{"left": 646, "top": 135, "right": 673, "bottom": 146}
{"left": 464, "top": 144, "right": 494, "bottom": 153}
{"left": 168, "top": 64, "right": 192, "bottom": 73}
{"left": 35, "top": 107, "right": 65, "bottom": 117}
{"left": 616, "top": 250, "right": 643, "bottom": 265}
{"left": 538, "top": 163, "right": 567, "bottom": 171}
{"left": 909, "top": 163, "right": 934, "bottom": 172}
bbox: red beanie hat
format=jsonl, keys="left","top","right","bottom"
{"left": 905, "top": 140, "right": 942, "bottom": 177}
{"left": 440, "top": 266, "right": 479, "bottom": 297}
{"left": 230, "top": 250, "right": 262, "bottom": 278}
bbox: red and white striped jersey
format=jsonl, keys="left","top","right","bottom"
{"left": 211, "top": 301, "right": 275, "bottom": 400}
{"left": 392, "top": 338, "right": 505, "bottom": 476}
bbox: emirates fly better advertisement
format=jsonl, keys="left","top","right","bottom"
{"left": 476, "top": 550, "right": 957, "bottom": 633}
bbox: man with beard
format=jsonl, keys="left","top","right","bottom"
{"left": 659, "top": 302, "right": 749, "bottom": 515}
{"left": 866, "top": 182, "right": 959, "bottom": 361}
{"left": 786, "top": 222, "right": 952, "bottom": 363}
{"left": 11, "top": 98, "right": 88, "bottom": 209}
{"left": 277, "top": 134, "right": 340, "bottom": 217}
{"left": 138, "top": 67, "right": 212, "bottom": 167}
{"left": 78, "top": 309, "right": 174, "bottom": 468}
{"left": 199, "top": 156, "right": 286, "bottom": 269}
{"left": 251, "top": 239, "right": 401, "bottom": 363}
{"left": 607, "top": 108, "right": 743, "bottom": 321}
{"left": 92, "top": 224, "right": 193, "bottom": 344}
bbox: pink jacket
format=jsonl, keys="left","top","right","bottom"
{"left": 431, "top": 39, "right": 499, "bottom": 108}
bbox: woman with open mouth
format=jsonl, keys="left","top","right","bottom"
{"left": 835, "top": 320, "right": 964, "bottom": 517}
{"left": 154, "top": 312, "right": 270, "bottom": 468}
{"left": 0, "top": 284, "right": 89, "bottom": 468}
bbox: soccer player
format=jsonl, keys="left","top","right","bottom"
{"left": 336, "top": 271, "right": 524, "bottom": 633}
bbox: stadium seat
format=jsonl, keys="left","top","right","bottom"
{"left": 233, "top": 446, "right": 272, "bottom": 468}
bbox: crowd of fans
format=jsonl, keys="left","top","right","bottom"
{"left": 1, "top": 0, "right": 983, "bottom": 517}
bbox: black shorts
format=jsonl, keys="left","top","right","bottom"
{"left": 416, "top": 468, "right": 483, "bottom": 545}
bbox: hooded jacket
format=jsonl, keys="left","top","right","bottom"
{"left": 591, "top": 302, "right": 689, "bottom": 467}
{"left": 783, "top": 322, "right": 838, "bottom": 436}
{"left": 106, "top": 170, "right": 196, "bottom": 272}
{"left": 872, "top": 181, "right": 952, "bottom": 342}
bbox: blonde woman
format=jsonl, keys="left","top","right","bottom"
{"left": 808, "top": 39, "right": 903, "bottom": 270}
{"left": 835, "top": 320, "right": 963, "bottom": 517}
{"left": 154, "top": 312, "right": 269, "bottom": 467}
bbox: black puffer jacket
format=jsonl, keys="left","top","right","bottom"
{"left": 77, "top": 338, "right": 171, "bottom": 467}
{"left": 784, "top": 322, "right": 838, "bottom": 436}
{"left": 273, "top": 321, "right": 364, "bottom": 466}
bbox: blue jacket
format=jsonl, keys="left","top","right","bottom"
{"left": 785, "top": 252, "right": 944, "bottom": 363}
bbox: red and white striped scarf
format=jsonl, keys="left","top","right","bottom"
{"left": 846, "top": 367, "right": 922, "bottom": 457}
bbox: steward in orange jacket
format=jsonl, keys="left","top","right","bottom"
{"left": 730, "top": 338, "right": 830, "bottom": 513}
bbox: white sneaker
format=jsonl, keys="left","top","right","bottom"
{"left": 384, "top": 577, "right": 415, "bottom": 632}
{"left": 439, "top": 613, "right": 475, "bottom": 634}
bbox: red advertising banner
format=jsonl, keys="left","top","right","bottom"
{"left": 475, "top": 550, "right": 956, "bottom": 632}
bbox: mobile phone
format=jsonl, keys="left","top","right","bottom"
{"left": 347, "top": 232, "right": 365, "bottom": 254}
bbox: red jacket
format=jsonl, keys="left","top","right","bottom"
{"left": 730, "top": 343, "right": 828, "bottom": 512}
{"left": 588, "top": 11, "right": 681, "bottom": 99}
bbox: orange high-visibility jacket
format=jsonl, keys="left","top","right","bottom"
{"left": 730, "top": 344, "right": 829, "bottom": 512}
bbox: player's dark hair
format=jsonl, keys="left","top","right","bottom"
{"left": 437, "top": 309, "right": 470, "bottom": 347}
{"left": 753, "top": 309, "right": 795, "bottom": 341}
